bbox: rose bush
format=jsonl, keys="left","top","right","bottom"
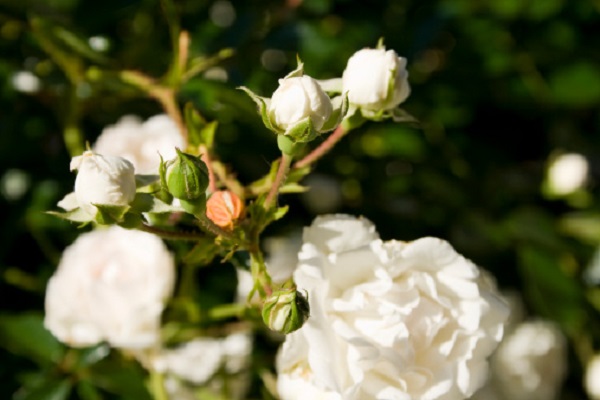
{"left": 276, "top": 214, "right": 508, "bottom": 400}
{"left": 44, "top": 226, "right": 175, "bottom": 349}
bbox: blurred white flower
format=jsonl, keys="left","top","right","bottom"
{"left": 70, "top": 150, "right": 136, "bottom": 216}
{"left": 11, "top": 71, "right": 41, "bottom": 93}
{"left": 94, "top": 114, "right": 185, "bottom": 174}
{"left": 277, "top": 214, "right": 508, "bottom": 400}
{"left": 269, "top": 75, "right": 333, "bottom": 133}
{"left": 342, "top": 47, "right": 410, "bottom": 112}
{"left": 545, "top": 152, "right": 589, "bottom": 196}
{"left": 484, "top": 320, "right": 567, "bottom": 400}
{"left": 149, "top": 331, "right": 253, "bottom": 399}
{"left": 44, "top": 226, "right": 175, "bottom": 349}
{"left": 586, "top": 354, "right": 600, "bottom": 400}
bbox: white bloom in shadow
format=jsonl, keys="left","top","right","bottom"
{"left": 44, "top": 226, "right": 175, "bottom": 349}
{"left": 586, "top": 354, "right": 600, "bottom": 400}
{"left": 277, "top": 214, "right": 508, "bottom": 400}
{"left": 94, "top": 114, "right": 185, "bottom": 174}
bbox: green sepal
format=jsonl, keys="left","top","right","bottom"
{"left": 179, "top": 195, "right": 207, "bottom": 218}
{"left": 282, "top": 56, "right": 304, "bottom": 79}
{"left": 94, "top": 203, "right": 131, "bottom": 225}
{"left": 376, "top": 37, "right": 386, "bottom": 50}
{"left": 184, "top": 102, "right": 218, "bottom": 148}
{"left": 320, "top": 92, "right": 349, "bottom": 133}
{"left": 238, "top": 86, "right": 279, "bottom": 133}
{"left": 285, "top": 116, "right": 317, "bottom": 143}
{"left": 165, "top": 148, "right": 209, "bottom": 201}
{"left": 277, "top": 135, "right": 301, "bottom": 156}
{"left": 246, "top": 196, "right": 288, "bottom": 235}
{"left": 47, "top": 208, "right": 93, "bottom": 224}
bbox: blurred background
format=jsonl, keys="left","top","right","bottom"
{"left": 0, "top": 0, "right": 599, "bottom": 398}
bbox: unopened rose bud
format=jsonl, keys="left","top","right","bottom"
{"left": 161, "top": 149, "right": 209, "bottom": 216}
{"left": 342, "top": 46, "right": 410, "bottom": 112}
{"left": 269, "top": 75, "right": 333, "bottom": 135}
{"left": 71, "top": 150, "right": 136, "bottom": 217}
{"left": 262, "top": 288, "right": 309, "bottom": 334}
{"left": 206, "top": 190, "right": 244, "bottom": 230}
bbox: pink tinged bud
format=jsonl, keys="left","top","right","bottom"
{"left": 206, "top": 190, "right": 244, "bottom": 229}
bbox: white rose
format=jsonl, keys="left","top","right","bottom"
{"left": 490, "top": 320, "right": 567, "bottom": 400}
{"left": 93, "top": 114, "right": 185, "bottom": 174}
{"left": 277, "top": 214, "right": 508, "bottom": 400}
{"left": 269, "top": 75, "right": 333, "bottom": 133}
{"left": 342, "top": 47, "right": 410, "bottom": 112}
{"left": 586, "top": 354, "right": 600, "bottom": 400}
{"left": 70, "top": 150, "right": 136, "bottom": 216}
{"left": 44, "top": 226, "right": 175, "bottom": 349}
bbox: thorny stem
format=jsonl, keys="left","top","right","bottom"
{"left": 139, "top": 223, "right": 204, "bottom": 241}
{"left": 264, "top": 153, "right": 292, "bottom": 209}
{"left": 294, "top": 124, "right": 348, "bottom": 169}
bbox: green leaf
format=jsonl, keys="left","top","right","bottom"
{"left": 183, "top": 102, "right": 219, "bottom": 149}
{"left": 517, "top": 246, "right": 586, "bottom": 335}
{"left": 16, "top": 378, "right": 72, "bottom": 400}
{"left": 550, "top": 62, "right": 600, "bottom": 107}
{"left": 76, "top": 380, "right": 103, "bottom": 400}
{"left": 87, "top": 357, "right": 152, "bottom": 400}
{"left": 285, "top": 117, "right": 316, "bottom": 143}
{"left": 46, "top": 208, "right": 92, "bottom": 224}
{"left": 0, "top": 313, "right": 65, "bottom": 365}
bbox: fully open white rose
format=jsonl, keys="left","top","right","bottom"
{"left": 277, "top": 214, "right": 508, "bottom": 400}
{"left": 70, "top": 150, "right": 136, "bottom": 216}
{"left": 94, "top": 114, "right": 185, "bottom": 174}
{"left": 342, "top": 47, "right": 410, "bottom": 112}
{"left": 269, "top": 75, "right": 333, "bottom": 133}
{"left": 44, "top": 226, "right": 175, "bottom": 349}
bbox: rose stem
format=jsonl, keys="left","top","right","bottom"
{"left": 264, "top": 153, "right": 292, "bottom": 209}
{"left": 294, "top": 124, "right": 348, "bottom": 169}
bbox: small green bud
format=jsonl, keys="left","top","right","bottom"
{"left": 164, "top": 149, "right": 209, "bottom": 200}
{"left": 262, "top": 288, "right": 310, "bottom": 334}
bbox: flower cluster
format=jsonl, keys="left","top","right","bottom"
{"left": 43, "top": 36, "right": 517, "bottom": 400}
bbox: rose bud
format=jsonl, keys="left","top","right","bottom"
{"left": 160, "top": 148, "right": 209, "bottom": 216}
{"left": 342, "top": 46, "right": 410, "bottom": 113}
{"left": 206, "top": 190, "right": 244, "bottom": 230}
{"left": 70, "top": 150, "right": 136, "bottom": 218}
{"left": 262, "top": 288, "right": 309, "bottom": 334}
